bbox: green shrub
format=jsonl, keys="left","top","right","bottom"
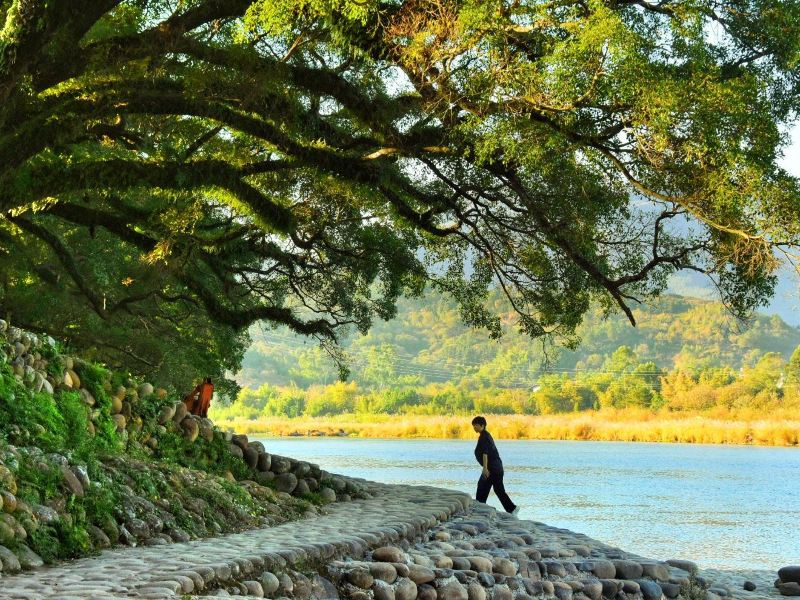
{"left": 301, "top": 491, "right": 324, "bottom": 505}
{"left": 14, "top": 458, "right": 64, "bottom": 504}
{"left": 27, "top": 526, "right": 62, "bottom": 563}
{"left": 681, "top": 573, "right": 708, "bottom": 600}
{"left": 263, "top": 390, "right": 305, "bottom": 418}
{"left": 38, "top": 341, "right": 65, "bottom": 380}
{"left": 53, "top": 520, "right": 92, "bottom": 559}
{"left": 363, "top": 388, "right": 422, "bottom": 414}
{"left": 0, "top": 365, "right": 121, "bottom": 457}
{"left": 0, "top": 368, "right": 66, "bottom": 449}
{"left": 155, "top": 429, "right": 251, "bottom": 480}
{"left": 58, "top": 391, "right": 94, "bottom": 455}
{"left": 74, "top": 362, "right": 112, "bottom": 414}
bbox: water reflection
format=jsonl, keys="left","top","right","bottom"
{"left": 254, "top": 437, "right": 800, "bottom": 570}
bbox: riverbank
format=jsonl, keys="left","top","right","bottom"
{"left": 0, "top": 477, "right": 786, "bottom": 599}
{"left": 2, "top": 321, "right": 795, "bottom": 599}
{"left": 208, "top": 412, "right": 800, "bottom": 447}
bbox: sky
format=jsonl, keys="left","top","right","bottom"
{"left": 764, "top": 123, "right": 800, "bottom": 324}
{"left": 780, "top": 123, "right": 800, "bottom": 176}
{"left": 759, "top": 122, "right": 799, "bottom": 323}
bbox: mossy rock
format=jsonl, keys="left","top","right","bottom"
{"left": 1, "top": 513, "right": 26, "bottom": 541}
{"left": 1, "top": 491, "right": 17, "bottom": 513}
{"left": 64, "top": 369, "right": 81, "bottom": 388}
{"left": 181, "top": 418, "right": 200, "bottom": 442}
{"left": 0, "top": 520, "right": 15, "bottom": 545}
{"left": 0, "top": 544, "right": 22, "bottom": 572}
{"left": 0, "top": 465, "right": 17, "bottom": 494}
{"left": 17, "top": 514, "right": 39, "bottom": 537}
{"left": 100, "top": 516, "right": 120, "bottom": 544}
{"left": 158, "top": 403, "right": 176, "bottom": 424}
{"left": 112, "top": 414, "right": 126, "bottom": 432}
{"left": 15, "top": 543, "right": 44, "bottom": 568}
{"left": 87, "top": 524, "right": 111, "bottom": 548}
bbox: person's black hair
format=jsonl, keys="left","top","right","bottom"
{"left": 472, "top": 416, "right": 487, "bottom": 427}
{"left": 205, "top": 377, "right": 213, "bottom": 384}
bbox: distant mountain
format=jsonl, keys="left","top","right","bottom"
{"left": 668, "top": 267, "right": 800, "bottom": 326}
{"left": 238, "top": 291, "right": 800, "bottom": 389}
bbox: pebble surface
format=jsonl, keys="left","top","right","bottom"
{"left": 0, "top": 478, "right": 784, "bottom": 600}
{"left": 700, "top": 569, "right": 784, "bottom": 600}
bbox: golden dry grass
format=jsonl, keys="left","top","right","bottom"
{"left": 210, "top": 410, "right": 800, "bottom": 446}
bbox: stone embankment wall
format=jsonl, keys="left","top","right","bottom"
{"left": 1, "top": 318, "right": 357, "bottom": 500}
{"left": 0, "top": 319, "right": 365, "bottom": 573}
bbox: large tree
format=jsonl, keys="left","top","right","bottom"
{"left": 1, "top": 0, "right": 798, "bottom": 385}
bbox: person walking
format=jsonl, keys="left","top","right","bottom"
{"left": 472, "top": 416, "right": 519, "bottom": 516}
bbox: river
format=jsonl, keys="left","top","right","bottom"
{"left": 253, "top": 437, "right": 799, "bottom": 571}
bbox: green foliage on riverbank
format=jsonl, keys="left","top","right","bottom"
{"left": 0, "top": 363, "right": 115, "bottom": 457}
{"left": 224, "top": 293, "right": 800, "bottom": 420}
{"left": 0, "top": 325, "right": 317, "bottom": 569}
{"left": 241, "top": 293, "right": 800, "bottom": 387}
{"left": 216, "top": 350, "right": 800, "bottom": 420}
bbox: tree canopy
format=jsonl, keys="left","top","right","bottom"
{"left": 1, "top": 0, "right": 799, "bottom": 386}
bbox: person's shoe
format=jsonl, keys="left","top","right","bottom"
{"left": 511, "top": 506, "right": 520, "bottom": 518}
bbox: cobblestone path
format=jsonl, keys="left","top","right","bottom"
{"left": 0, "top": 481, "right": 782, "bottom": 600}
{"left": 0, "top": 481, "right": 470, "bottom": 599}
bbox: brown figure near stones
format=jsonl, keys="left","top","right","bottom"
{"left": 183, "top": 377, "right": 214, "bottom": 418}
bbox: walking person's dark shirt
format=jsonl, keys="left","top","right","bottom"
{"left": 474, "top": 430, "right": 503, "bottom": 472}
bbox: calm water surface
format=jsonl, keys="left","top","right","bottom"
{"left": 253, "top": 437, "right": 800, "bottom": 571}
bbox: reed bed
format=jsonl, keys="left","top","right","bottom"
{"left": 210, "top": 410, "right": 800, "bottom": 446}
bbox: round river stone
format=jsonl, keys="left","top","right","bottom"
{"left": 780, "top": 568, "right": 800, "bottom": 585}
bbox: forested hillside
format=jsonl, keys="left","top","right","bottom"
{"left": 215, "top": 292, "right": 800, "bottom": 426}
{"left": 238, "top": 293, "right": 800, "bottom": 390}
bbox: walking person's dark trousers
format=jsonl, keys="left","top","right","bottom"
{"left": 476, "top": 469, "right": 517, "bottom": 513}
